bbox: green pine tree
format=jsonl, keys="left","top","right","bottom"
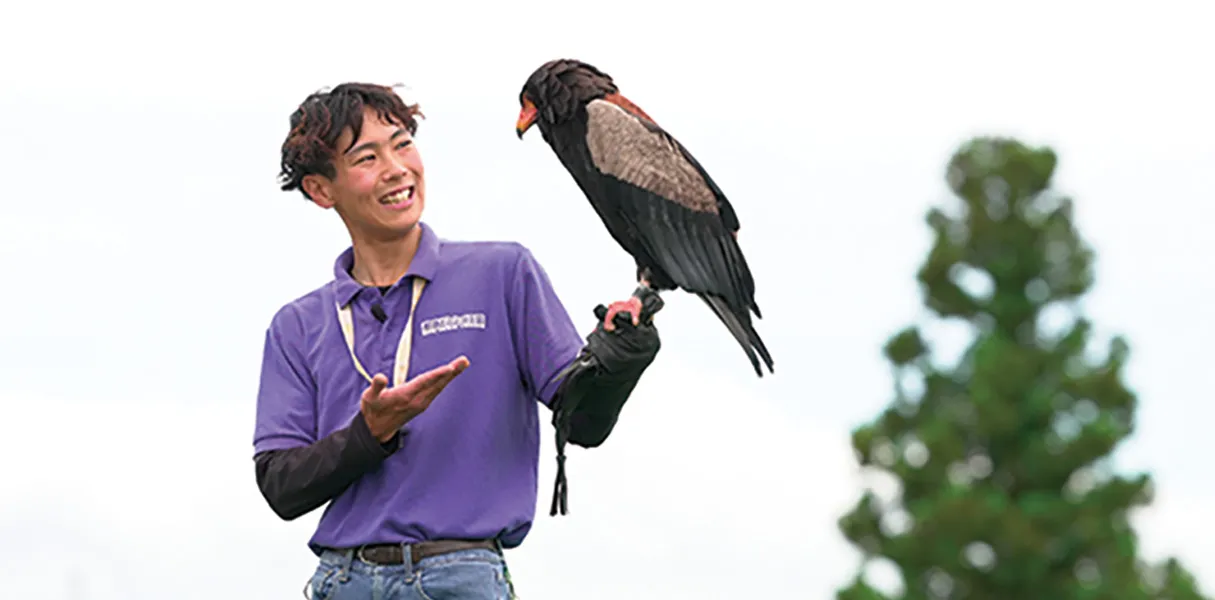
{"left": 836, "top": 136, "right": 1208, "bottom": 600}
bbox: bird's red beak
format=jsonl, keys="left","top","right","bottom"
{"left": 516, "top": 97, "right": 537, "bottom": 139}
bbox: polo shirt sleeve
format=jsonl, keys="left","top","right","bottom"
{"left": 507, "top": 244, "right": 585, "bottom": 407}
{"left": 252, "top": 305, "right": 318, "bottom": 454}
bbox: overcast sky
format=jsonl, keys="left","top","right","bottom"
{"left": 2, "top": 0, "right": 1212, "bottom": 598}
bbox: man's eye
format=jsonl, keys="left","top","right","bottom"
{"left": 396, "top": 140, "right": 412, "bottom": 150}
{"left": 356, "top": 155, "right": 374, "bottom": 164}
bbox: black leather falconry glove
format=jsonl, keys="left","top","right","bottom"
{"left": 548, "top": 286, "right": 663, "bottom": 516}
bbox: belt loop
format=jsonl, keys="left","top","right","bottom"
{"left": 339, "top": 548, "right": 354, "bottom": 582}
{"left": 401, "top": 542, "right": 415, "bottom": 580}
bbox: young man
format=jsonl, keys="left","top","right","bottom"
{"left": 252, "top": 83, "right": 662, "bottom": 599}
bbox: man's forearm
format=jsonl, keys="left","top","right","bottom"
{"left": 254, "top": 412, "right": 401, "bottom": 521}
{"left": 547, "top": 294, "right": 661, "bottom": 516}
{"left": 547, "top": 353, "right": 654, "bottom": 516}
{"left": 554, "top": 305, "right": 660, "bottom": 447}
{"left": 560, "top": 368, "right": 645, "bottom": 448}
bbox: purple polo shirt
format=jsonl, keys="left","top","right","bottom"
{"left": 252, "top": 221, "right": 584, "bottom": 552}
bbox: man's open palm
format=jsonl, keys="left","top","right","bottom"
{"left": 361, "top": 356, "right": 470, "bottom": 442}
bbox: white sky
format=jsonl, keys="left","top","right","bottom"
{"left": 1, "top": 0, "right": 1212, "bottom": 598}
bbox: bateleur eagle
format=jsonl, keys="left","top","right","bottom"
{"left": 515, "top": 58, "right": 774, "bottom": 378}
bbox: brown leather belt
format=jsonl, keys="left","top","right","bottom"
{"left": 350, "top": 539, "right": 499, "bottom": 566}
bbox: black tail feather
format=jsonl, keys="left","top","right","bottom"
{"left": 698, "top": 293, "right": 775, "bottom": 377}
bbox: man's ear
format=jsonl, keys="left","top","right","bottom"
{"left": 302, "top": 174, "right": 335, "bottom": 209}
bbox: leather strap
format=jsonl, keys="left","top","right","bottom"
{"left": 336, "top": 277, "right": 427, "bottom": 387}
{"left": 353, "top": 539, "right": 499, "bottom": 565}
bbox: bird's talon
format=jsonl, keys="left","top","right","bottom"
{"left": 628, "top": 297, "right": 643, "bottom": 324}
{"left": 602, "top": 297, "right": 644, "bottom": 331}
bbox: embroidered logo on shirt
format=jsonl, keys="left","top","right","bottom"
{"left": 419, "top": 312, "right": 488, "bottom": 336}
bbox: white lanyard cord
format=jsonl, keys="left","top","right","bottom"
{"left": 335, "top": 277, "right": 427, "bottom": 387}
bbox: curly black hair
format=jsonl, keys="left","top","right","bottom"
{"left": 278, "top": 82, "right": 424, "bottom": 200}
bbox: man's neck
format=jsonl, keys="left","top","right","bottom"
{"left": 349, "top": 225, "right": 423, "bottom": 288}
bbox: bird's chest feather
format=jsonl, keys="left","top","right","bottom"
{"left": 544, "top": 124, "right": 605, "bottom": 189}
{"left": 541, "top": 120, "right": 641, "bottom": 258}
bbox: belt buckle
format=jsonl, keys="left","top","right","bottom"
{"left": 355, "top": 545, "right": 379, "bottom": 564}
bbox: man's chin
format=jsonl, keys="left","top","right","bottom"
{"left": 344, "top": 214, "right": 422, "bottom": 244}
{"left": 378, "top": 203, "right": 422, "bottom": 229}
{"left": 384, "top": 214, "right": 423, "bottom": 238}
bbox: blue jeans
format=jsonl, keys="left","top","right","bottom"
{"left": 305, "top": 545, "right": 517, "bottom": 600}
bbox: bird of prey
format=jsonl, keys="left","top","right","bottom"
{"left": 515, "top": 58, "right": 774, "bottom": 377}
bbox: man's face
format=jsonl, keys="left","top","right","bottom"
{"left": 303, "top": 106, "right": 425, "bottom": 240}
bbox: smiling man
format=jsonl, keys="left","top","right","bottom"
{"left": 251, "top": 82, "right": 663, "bottom": 599}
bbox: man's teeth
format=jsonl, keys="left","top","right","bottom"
{"left": 381, "top": 187, "right": 414, "bottom": 205}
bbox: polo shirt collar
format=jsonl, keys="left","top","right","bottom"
{"left": 332, "top": 221, "right": 442, "bottom": 307}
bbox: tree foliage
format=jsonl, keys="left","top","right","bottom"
{"left": 836, "top": 137, "right": 1207, "bottom": 600}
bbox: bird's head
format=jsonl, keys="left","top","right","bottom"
{"left": 516, "top": 58, "right": 618, "bottom": 139}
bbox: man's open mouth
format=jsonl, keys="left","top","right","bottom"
{"left": 380, "top": 185, "right": 415, "bottom": 206}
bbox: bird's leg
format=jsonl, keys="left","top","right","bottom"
{"left": 602, "top": 267, "right": 655, "bottom": 331}
{"left": 637, "top": 264, "right": 652, "bottom": 288}
{"left": 602, "top": 295, "right": 644, "bottom": 331}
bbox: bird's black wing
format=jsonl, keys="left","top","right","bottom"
{"left": 581, "top": 98, "right": 773, "bottom": 375}
{"left": 582, "top": 99, "right": 756, "bottom": 315}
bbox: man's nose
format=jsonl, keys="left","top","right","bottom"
{"left": 384, "top": 155, "right": 410, "bottom": 178}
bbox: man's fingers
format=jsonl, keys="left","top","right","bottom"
{"left": 382, "top": 357, "right": 470, "bottom": 401}
{"left": 432, "top": 358, "right": 469, "bottom": 389}
{"left": 416, "top": 356, "right": 469, "bottom": 386}
{"left": 363, "top": 373, "right": 389, "bottom": 401}
{"left": 420, "top": 358, "right": 469, "bottom": 395}
{"left": 384, "top": 374, "right": 444, "bottom": 401}
{"left": 382, "top": 372, "right": 457, "bottom": 414}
